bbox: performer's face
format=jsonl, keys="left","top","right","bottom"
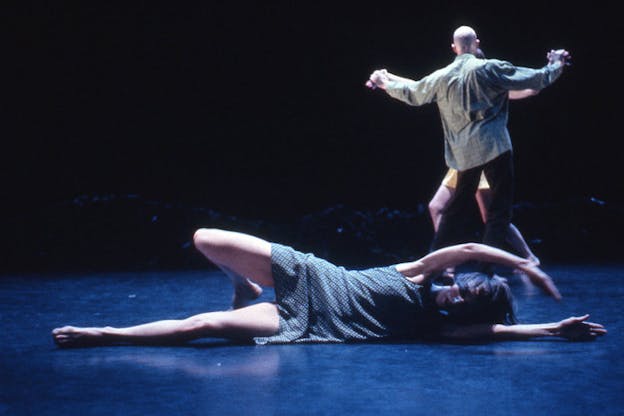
{"left": 434, "top": 284, "right": 465, "bottom": 309}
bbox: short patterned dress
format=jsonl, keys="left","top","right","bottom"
{"left": 254, "top": 244, "right": 440, "bottom": 345}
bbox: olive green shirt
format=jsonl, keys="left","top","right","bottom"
{"left": 385, "top": 53, "right": 564, "bottom": 170}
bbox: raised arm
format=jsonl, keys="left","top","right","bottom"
{"left": 395, "top": 243, "right": 561, "bottom": 299}
{"left": 440, "top": 314, "right": 607, "bottom": 342}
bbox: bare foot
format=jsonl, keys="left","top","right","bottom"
{"left": 528, "top": 254, "right": 541, "bottom": 267}
{"left": 232, "top": 278, "right": 263, "bottom": 309}
{"left": 52, "top": 326, "right": 109, "bottom": 348}
{"left": 513, "top": 255, "right": 541, "bottom": 275}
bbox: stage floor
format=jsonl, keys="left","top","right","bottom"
{"left": 1, "top": 264, "right": 623, "bottom": 415}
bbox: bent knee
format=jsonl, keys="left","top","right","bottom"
{"left": 428, "top": 200, "right": 445, "bottom": 217}
{"left": 193, "top": 228, "right": 228, "bottom": 249}
{"left": 193, "top": 227, "right": 218, "bottom": 243}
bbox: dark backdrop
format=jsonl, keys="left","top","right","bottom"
{"left": 3, "top": 2, "right": 623, "bottom": 271}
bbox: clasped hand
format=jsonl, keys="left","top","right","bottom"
{"left": 547, "top": 49, "right": 572, "bottom": 66}
{"left": 367, "top": 69, "right": 391, "bottom": 89}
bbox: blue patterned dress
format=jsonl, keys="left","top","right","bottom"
{"left": 254, "top": 244, "right": 440, "bottom": 344}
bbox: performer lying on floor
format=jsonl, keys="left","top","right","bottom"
{"left": 52, "top": 228, "right": 606, "bottom": 347}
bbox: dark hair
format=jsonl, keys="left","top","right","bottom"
{"left": 450, "top": 272, "right": 517, "bottom": 325}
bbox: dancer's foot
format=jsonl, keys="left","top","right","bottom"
{"left": 232, "top": 278, "right": 263, "bottom": 309}
{"left": 52, "top": 326, "right": 109, "bottom": 348}
{"left": 527, "top": 254, "right": 540, "bottom": 267}
{"left": 513, "top": 254, "right": 541, "bottom": 275}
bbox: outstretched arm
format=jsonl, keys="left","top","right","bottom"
{"left": 367, "top": 69, "right": 437, "bottom": 106}
{"left": 367, "top": 69, "right": 416, "bottom": 90}
{"left": 396, "top": 243, "right": 561, "bottom": 299}
{"left": 440, "top": 314, "right": 607, "bottom": 342}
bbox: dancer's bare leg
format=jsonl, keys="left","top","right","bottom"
{"left": 506, "top": 224, "right": 540, "bottom": 266}
{"left": 474, "top": 188, "right": 490, "bottom": 225}
{"left": 52, "top": 302, "right": 280, "bottom": 347}
{"left": 429, "top": 185, "right": 456, "bottom": 277}
{"left": 193, "top": 228, "right": 273, "bottom": 308}
{"left": 475, "top": 190, "right": 539, "bottom": 265}
{"left": 429, "top": 185, "right": 454, "bottom": 233}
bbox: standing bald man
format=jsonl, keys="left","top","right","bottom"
{"left": 368, "top": 26, "right": 570, "bottom": 252}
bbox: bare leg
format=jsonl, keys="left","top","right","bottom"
{"left": 193, "top": 228, "right": 274, "bottom": 307}
{"left": 507, "top": 224, "right": 540, "bottom": 266}
{"left": 429, "top": 185, "right": 456, "bottom": 277}
{"left": 429, "top": 185, "right": 454, "bottom": 233}
{"left": 474, "top": 188, "right": 490, "bottom": 225}
{"left": 476, "top": 190, "right": 539, "bottom": 265}
{"left": 52, "top": 302, "right": 280, "bottom": 347}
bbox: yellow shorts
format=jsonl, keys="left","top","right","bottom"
{"left": 441, "top": 168, "right": 490, "bottom": 190}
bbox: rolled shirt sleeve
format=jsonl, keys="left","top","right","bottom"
{"left": 484, "top": 59, "right": 564, "bottom": 91}
{"left": 384, "top": 72, "right": 440, "bottom": 106}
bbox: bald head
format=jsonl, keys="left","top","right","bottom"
{"left": 452, "top": 26, "right": 479, "bottom": 55}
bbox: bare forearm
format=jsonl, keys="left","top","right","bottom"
{"left": 398, "top": 243, "right": 560, "bottom": 298}
{"left": 443, "top": 316, "right": 606, "bottom": 342}
{"left": 492, "top": 323, "right": 560, "bottom": 340}
{"left": 395, "top": 243, "right": 523, "bottom": 279}
{"left": 469, "top": 244, "right": 560, "bottom": 299}
{"left": 468, "top": 243, "right": 530, "bottom": 267}
{"left": 440, "top": 323, "right": 558, "bottom": 341}
{"left": 416, "top": 243, "right": 529, "bottom": 272}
